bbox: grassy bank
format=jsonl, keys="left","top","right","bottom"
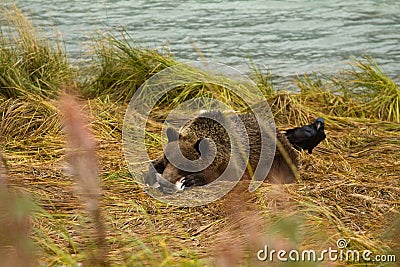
{"left": 1, "top": 6, "right": 399, "bottom": 267}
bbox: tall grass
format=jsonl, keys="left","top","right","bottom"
{"left": 0, "top": 5, "right": 74, "bottom": 100}
{"left": 246, "top": 59, "right": 275, "bottom": 97}
{"left": 274, "top": 58, "right": 400, "bottom": 126}
{"left": 341, "top": 56, "right": 400, "bottom": 123}
{"left": 83, "top": 31, "right": 267, "bottom": 113}
{"left": 82, "top": 31, "right": 177, "bottom": 102}
{"left": 0, "top": 5, "right": 74, "bottom": 139}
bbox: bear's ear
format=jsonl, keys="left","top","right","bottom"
{"left": 194, "top": 138, "right": 210, "bottom": 155}
{"left": 166, "top": 127, "right": 179, "bottom": 142}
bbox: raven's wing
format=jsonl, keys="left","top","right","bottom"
{"left": 284, "top": 127, "right": 300, "bottom": 142}
{"left": 284, "top": 127, "right": 299, "bottom": 135}
{"left": 285, "top": 126, "right": 316, "bottom": 144}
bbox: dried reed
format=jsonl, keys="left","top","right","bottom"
{"left": 59, "top": 94, "right": 108, "bottom": 266}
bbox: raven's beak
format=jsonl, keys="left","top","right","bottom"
{"left": 316, "top": 122, "right": 321, "bottom": 130}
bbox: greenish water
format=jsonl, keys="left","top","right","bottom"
{"left": 7, "top": 0, "right": 400, "bottom": 80}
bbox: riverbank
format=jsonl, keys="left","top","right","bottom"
{"left": 1, "top": 6, "right": 399, "bottom": 266}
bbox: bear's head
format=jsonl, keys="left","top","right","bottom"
{"left": 161, "top": 127, "right": 215, "bottom": 184}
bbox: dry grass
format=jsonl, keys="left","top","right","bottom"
{"left": 0, "top": 6, "right": 399, "bottom": 267}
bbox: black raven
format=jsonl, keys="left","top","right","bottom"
{"left": 285, "top": 117, "right": 326, "bottom": 154}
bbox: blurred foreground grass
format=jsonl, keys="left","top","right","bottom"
{"left": 0, "top": 6, "right": 399, "bottom": 267}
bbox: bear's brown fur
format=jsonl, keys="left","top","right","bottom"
{"left": 146, "top": 111, "right": 299, "bottom": 189}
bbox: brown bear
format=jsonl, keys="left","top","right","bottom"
{"left": 145, "top": 111, "right": 299, "bottom": 192}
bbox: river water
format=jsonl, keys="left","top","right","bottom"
{"left": 6, "top": 0, "right": 400, "bottom": 81}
